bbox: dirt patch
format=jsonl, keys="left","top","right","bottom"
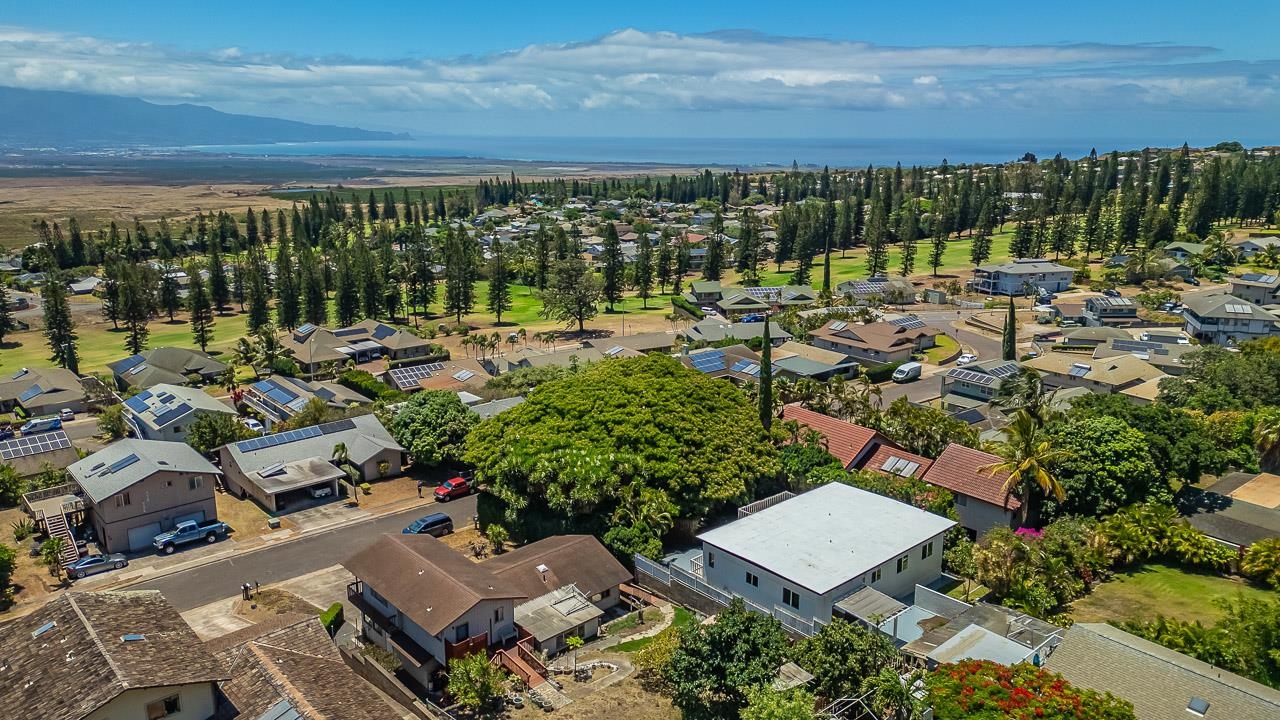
{"left": 215, "top": 491, "right": 294, "bottom": 542}
{"left": 0, "top": 506, "right": 68, "bottom": 618}
{"left": 232, "top": 587, "right": 322, "bottom": 624}
{"left": 508, "top": 676, "right": 677, "bottom": 720}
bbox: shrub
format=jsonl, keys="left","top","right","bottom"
{"left": 927, "top": 659, "right": 1137, "bottom": 720}
{"left": 447, "top": 651, "right": 508, "bottom": 709}
{"left": 338, "top": 369, "right": 406, "bottom": 402}
{"left": 862, "top": 361, "right": 905, "bottom": 384}
{"left": 319, "top": 602, "right": 345, "bottom": 637}
{"left": 10, "top": 519, "right": 36, "bottom": 542}
{"left": 485, "top": 523, "right": 509, "bottom": 553}
{"left": 671, "top": 295, "right": 705, "bottom": 319}
{"left": 1241, "top": 537, "right": 1280, "bottom": 588}
{"left": 359, "top": 482, "right": 371, "bottom": 495}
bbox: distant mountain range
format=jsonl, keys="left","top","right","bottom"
{"left": 0, "top": 87, "right": 408, "bottom": 148}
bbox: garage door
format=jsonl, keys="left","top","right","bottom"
{"left": 174, "top": 510, "right": 206, "bottom": 526}
{"left": 127, "top": 522, "right": 162, "bottom": 552}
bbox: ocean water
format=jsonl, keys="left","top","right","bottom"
{"left": 186, "top": 135, "right": 1184, "bottom": 169}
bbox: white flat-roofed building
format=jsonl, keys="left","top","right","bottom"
{"left": 695, "top": 483, "right": 955, "bottom": 627}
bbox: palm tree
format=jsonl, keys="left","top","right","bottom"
{"left": 517, "top": 327, "right": 527, "bottom": 348}
{"left": 332, "top": 442, "right": 356, "bottom": 506}
{"left": 1262, "top": 246, "right": 1280, "bottom": 269}
{"left": 232, "top": 337, "right": 258, "bottom": 374}
{"left": 991, "top": 366, "right": 1059, "bottom": 426}
{"left": 982, "top": 409, "right": 1068, "bottom": 527}
{"left": 255, "top": 328, "right": 290, "bottom": 372}
{"left": 1254, "top": 408, "right": 1280, "bottom": 471}
{"left": 861, "top": 668, "right": 924, "bottom": 720}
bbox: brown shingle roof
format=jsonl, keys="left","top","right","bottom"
{"left": 482, "top": 535, "right": 631, "bottom": 600}
{"left": 780, "top": 404, "right": 888, "bottom": 468}
{"left": 342, "top": 534, "right": 522, "bottom": 636}
{"left": 0, "top": 590, "right": 229, "bottom": 720}
{"left": 921, "top": 443, "right": 1019, "bottom": 510}
{"left": 213, "top": 617, "right": 402, "bottom": 720}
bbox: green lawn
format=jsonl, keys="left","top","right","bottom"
{"left": 924, "top": 334, "right": 960, "bottom": 364}
{"left": 614, "top": 607, "right": 695, "bottom": 652}
{"left": 1069, "top": 563, "right": 1275, "bottom": 626}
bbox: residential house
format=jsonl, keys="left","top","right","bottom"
{"left": 779, "top": 404, "right": 899, "bottom": 470}
{"left": 0, "top": 429, "right": 79, "bottom": 478}
{"left": 683, "top": 319, "right": 792, "bottom": 346}
{"left": 583, "top": 332, "right": 678, "bottom": 355}
{"left": 344, "top": 533, "right": 629, "bottom": 690}
{"left": 921, "top": 443, "right": 1018, "bottom": 537}
{"left": 403, "top": 359, "right": 494, "bottom": 393}
{"left": 1229, "top": 272, "right": 1280, "bottom": 306}
{"left": 68, "top": 276, "right": 103, "bottom": 295}
{"left": 1092, "top": 337, "right": 1195, "bottom": 376}
{"left": 898, "top": 599, "right": 1062, "bottom": 668}
{"left": 971, "top": 258, "right": 1074, "bottom": 296}
{"left": 1058, "top": 326, "right": 1133, "bottom": 348}
{"left": 0, "top": 590, "right": 229, "bottom": 720}
{"left": 0, "top": 366, "right": 87, "bottom": 417}
{"left": 1021, "top": 352, "right": 1165, "bottom": 395}
{"left": 68, "top": 439, "right": 221, "bottom": 553}
{"left": 108, "top": 347, "right": 227, "bottom": 390}
{"left": 1045, "top": 623, "right": 1280, "bottom": 720}
{"left": 282, "top": 320, "right": 435, "bottom": 374}
{"left": 835, "top": 276, "right": 918, "bottom": 305}
{"left": 242, "top": 375, "right": 371, "bottom": 428}
{"left": 1180, "top": 291, "right": 1280, "bottom": 345}
{"left": 715, "top": 289, "right": 773, "bottom": 317}
{"left": 499, "top": 346, "right": 607, "bottom": 374}
{"left": 688, "top": 280, "right": 723, "bottom": 305}
{"left": 1232, "top": 234, "right": 1280, "bottom": 259}
{"left": 808, "top": 319, "right": 941, "bottom": 366}
{"left": 772, "top": 341, "right": 861, "bottom": 381}
{"left": 208, "top": 615, "right": 402, "bottom": 720}
{"left": 1082, "top": 296, "right": 1139, "bottom": 327}
{"left": 1179, "top": 472, "right": 1280, "bottom": 550}
{"left": 122, "top": 383, "right": 236, "bottom": 442}
{"left": 939, "top": 360, "right": 1021, "bottom": 413}
{"left": 470, "top": 396, "right": 526, "bottom": 420}
{"left": 695, "top": 483, "right": 956, "bottom": 628}
{"left": 682, "top": 345, "right": 764, "bottom": 384}
{"left": 857, "top": 444, "right": 932, "bottom": 480}
{"left": 1162, "top": 240, "right": 1207, "bottom": 261}
{"left": 218, "top": 414, "right": 404, "bottom": 513}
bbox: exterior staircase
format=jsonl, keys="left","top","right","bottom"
{"left": 40, "top": 510, "right": 80, "bottom": 566}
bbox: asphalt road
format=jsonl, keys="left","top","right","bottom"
{"left": 875, "top": 310, "right": 1002, "bottom": 406}
{"left": 129, "top": 494, "right": 478, "bottom": 611}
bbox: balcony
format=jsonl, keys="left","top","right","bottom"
{"left": 347, "top": 581, "right": 439, "bottom": 669}
{"left": 445, "top": 632, "right": 489, "bottom": 662}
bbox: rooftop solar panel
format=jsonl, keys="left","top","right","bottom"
{"left": 947, "top": 369, "right": 997, "bottom": 387}
{"left": 388, "top": 365, "right": 435, "bottom": 390}
{"left": 0, "top": 430, "right": 72, "bottom": 460}
{"left": 424, "top": 362, "right": 446, "bottom": 371}
{"left": 114, "top": 354, "right": 146, "bottom": 372}
{"left": 105, "top": 454, "right": 140, "bottom": 475}
{"left": 17, "top": 384, "right": 44, "bottom": 403}
{"left": 453, "top": 369, "right": 476, "bottom": 382}
{"left": 1068, "top": 363, "right": 1092, "bottom": 377}
{"left": 829, "top": 321, "right": 848, "bottom": 331}
{"left": 987, "top": 362, "right": 1021, "bottom": 378}
{"left": 888, "top": 317, "right": 927, "bottom": 330}
{"left": 371, "top": 324, "right": 397, "bottom": 340}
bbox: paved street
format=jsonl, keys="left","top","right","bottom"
{"left": 129, "top": 494, "right": 478, "bottom": 611}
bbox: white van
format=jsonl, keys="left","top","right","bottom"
{"left": 891, "top": 362, "right": 923, "bottom": 383}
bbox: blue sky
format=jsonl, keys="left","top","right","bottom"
{"left": 0, "top": 0, "right": 1277, "bottom": 143}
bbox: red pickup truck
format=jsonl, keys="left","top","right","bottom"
{"left": 434, "top": 476, "right": 473, "bottom": 502}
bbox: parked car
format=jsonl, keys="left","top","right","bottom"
{"left": 892, "top": 362, "right": 923, "bottom": 383}
{"left": 153, "top": 519, "right": 230, "bottom": 554}
{"left": 434, "top": 476, "right": 473, "bottom": 502}
{"left": 309, "top": 485, "right": 333, "bottom": 499}
{"left": 67, "top": 553, "right": 128, "bottom": 580}
{"left": 1185, "top": 276, "right": 1201, "bottom": 286}
{"left": 402, "top": 512, "right": 453, "bottom": 537}
{"left": 956, "top": 353, "right": 979, "bottom": 366}
{"left": 1159, "top": 301, "right": 1180, "bottom": 312}
{"left": 1102, "top": 288, "right": 1122, "bottom": 298}
{"left": 739, "top": 313, "right": 765, "bottom": 323}
{"left": 240, "top": 418, "right": 267, "bottom": 435}
{"left": 58, "top": 408, "right": 75, "bottom": 421}
{"left": 19, "top": 416, "right": 62, "bottom": 435}
{"left": 0, "top": 425, "right": 13, "bottom": 440}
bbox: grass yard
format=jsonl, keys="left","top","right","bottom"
{"left": 614, "top": 607, "right": 696, "bottom": 653}
{"left": 1069, "top": 562, "right": 1275, "bottom": 626}
{"left": 924, "top": 333, "right": 960, "bottom": 364}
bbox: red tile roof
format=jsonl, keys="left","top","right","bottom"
{"left": 780, "top": 404, "right": 887, "bottom": 468}
{"left": 922, "top": 443, "right": 1020, "bottom": 510}
{"left": 860, "top": 444, "right": 933, "bottom": 479}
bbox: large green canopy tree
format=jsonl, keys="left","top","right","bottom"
{"left": 464, "top": 354, "right": 778, "bottom": 557}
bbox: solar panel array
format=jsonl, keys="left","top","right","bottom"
{"left": 604, "top": 345, "right": 625, "bottom": 357}
{"left": 829, "top": 321, "right": 849, "bottom": 331}
{"left": 1224, "top": 303, "right": 1253, "bottom": 315}
{"left": 987, "top": 362, "right": 1021, "bottom": 378}
{"left": 840, "top": 280, "right": 891, "bottom": 295}
{"left": 1112, "top": 339, "right": 1165, "bottom": 354}
{"left": 17, "top": 384, "right": 44, "bottom": 403}
{"left": 741, "top": 287, "right": 781, "bottom": 299}
{"left": 887, "top": 316, "right": 927, "bottom": 330}
{"left": 689, "top": 350, "right": 727, "bottom": 373}
{"left": 371, "top": 323, "right": 397, "bottom": 340}
{"left": 1068, "top": 363, "right": 1092, "bottom": 378}
{"left": 235, "top": 424, "right": 324, "bottom": 453}
{"left": 151, "top": 402, "right": 193, "bottom": 428}
{"left": 388, "top": 364, "right": 435, "bottom": 391}
{"left": 124, "top": 390, "right": 154, "bottom": 414}
{"left": 730, "top": 359, "right": 761, "bottom": 377}
{"left": 0, "top": 430, "right": 71, "bottom": 460}
{"left": 946, "top": 368, "right": 998, "bottom": 387}
{"left": 881, "top": 455, "right": 921, "bottom": 477}
{"left": 453, "top": 369, "right": 476, "bottom": 382}
{"left": 114, "top": 354, "right": 146, "bottom": 373}
{"left": 105, "top": 454, "right": 140, "bottom": 475}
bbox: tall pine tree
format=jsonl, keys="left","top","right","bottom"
{"left": 187, "top": 262, "right": 215, "bottom": 352}
{"left": 487, "top": 236, "right": 513, "bottom": 323}
{"left": 42, "top": 272, "right": 79, "bottom": 373}
{"left": 601, "top": 222, "right": 625, "bottom": 311}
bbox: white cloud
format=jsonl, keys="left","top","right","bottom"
{"left": 0, "top": 24, "right": 1273, "bottom": 125}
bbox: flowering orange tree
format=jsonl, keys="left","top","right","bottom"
{"left": 926, "top": 660, "right": 1136, "bottom": 720}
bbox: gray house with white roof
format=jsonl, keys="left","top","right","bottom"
{"left": 68, "top": 439, "right": 221, "bottom": 553}
{"left": 217, "top": 414, "right": 404, "bottom": 512}
{"left": 123, "top": 383, "right": 237, "bottom": 442}
{"left": 1180, "top": 291, "right": 1280, "bottom": 346}
{"left": 971, "top": 258, "right": 1074, "bottom": 296}
{"left": 694, "top": 483, "right": 955, "bottom": 628}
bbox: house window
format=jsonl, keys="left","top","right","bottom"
{"left": 706, "top": 552, "right": 715, "bottom": 568}
{"left": 869, "top": 569, "right": 881, "bottom": 583}
{"left": 116, "top": 492, "right": 131, "bottom": 507}
{"left": 172, "top": 425, "right": 182, "bottom": 433}
{"left": 746, "top": 572, "right": 759, "bottom": 587}
{"left": 146, "top": 694, "right": 181, "bottom": 720}
{"left": 189, "top": 476, "right": 203, "bottom": 491}
{"left": 896, "top": 556, "right": 910, "bottom": 574}
{"left": 921, "top": 542, "right": 934, "bottom": 560}
{"left": 956, "top": 494, "right": 968, "bottom": 506}
{"left": 782, "top": 587, "right": 800, "bottom": 610}
{"left": 494, "top": 607, "right": 504, "bottom": 623}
